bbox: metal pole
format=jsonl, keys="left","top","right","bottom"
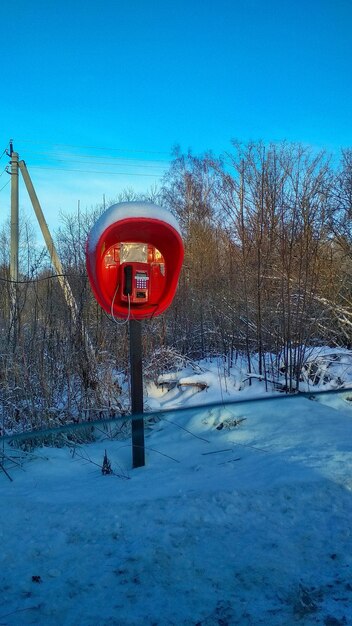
{"left": 129, "top": 319, "right": 145, "bottom": 468}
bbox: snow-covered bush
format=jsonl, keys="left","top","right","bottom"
{"left": 143, "top": 347, "right": 203, "bottom": 384}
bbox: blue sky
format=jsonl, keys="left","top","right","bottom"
{"left": 1, "top": 0, "right": 352, "bottom": 230}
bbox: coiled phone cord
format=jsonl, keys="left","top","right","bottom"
{"left": 110, "top": 282, "right": 131, "bottom": 325}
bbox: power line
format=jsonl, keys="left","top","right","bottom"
{"left": 30, "top": 165, "right": 166, "bottom": 178}
{"left": 14, "top": 138, "right": 171, "bottom": 156}
{"left": 18, "top": 150, "right": 171, "bottom": 166}
{"left": 0, "top": 179, "right": 10, "bottom": 192}
{"left": 0, "top": 273, "right": 81, "bottom": 284}
{"left": 59, "top": 158, "right": 167, "bottom": 171}
{"left": 0, "top": 147, "right": 8, "bottom": 161}
{"left": 30, "top": 156, "right": 168, "bottom": 171}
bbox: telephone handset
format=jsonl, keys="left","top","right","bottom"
{"left": 121, "top": 262, "right": 150, "bottom": 303}
{"left": 123, "top": 265, "right": 133, "bottom": 296}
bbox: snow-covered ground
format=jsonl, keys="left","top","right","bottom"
{"left": 1, "top": 362, "right": 352, "bottom": 625}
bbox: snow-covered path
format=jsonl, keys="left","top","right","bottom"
{"left": 1, "top": 394, "right": 352, "bottom": 625}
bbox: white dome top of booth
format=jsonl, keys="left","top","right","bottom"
{"left": 87, "top": 201, "right": 182, "bottom": 252}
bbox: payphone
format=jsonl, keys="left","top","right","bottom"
{"left": 119, "top": 243, "right": 150, "bottom": 303}
{"left": 101, "top": 241, "right": 166, "bottom": 308}
{"left": 122, "top": 264, "right": 149, "bottom": 303}
{"left": 86, "top": 201, "right": 184, "bottom": 469}
{"left": 86, "top": 202, "right": 184, "bottom": 320}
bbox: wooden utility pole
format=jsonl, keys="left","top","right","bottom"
{"left": 9, "top": 143, "right": 19, "bottom": 344}
{"left": 10, "top": 144, "right": 19, "bottom": 283}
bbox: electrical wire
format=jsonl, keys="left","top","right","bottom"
{"left": 0, "top": 147, "right": 8, "bottom": 161}
{"left": 29, "top": 165, "right": 164, "bottom": 178}
{"left": 39, "top": 157, "right": 168, "bottom": 171}
{"left": 17, "top": 150, "right": 171, "bottom": 167}
{"left": 0, "top": 273, "right": 81, "bottom": 284}
{"left": 0, "top": 179, "right": 10, "bottom": 192}
{"left": 14, "top": 138, "right": 171, "bottom": 156}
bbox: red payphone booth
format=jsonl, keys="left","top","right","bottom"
{"left": 86, "top": 201, "right": 184, "bottom": 320}
{"left": 86, "top": 201, "right": 184, "bottom": 468}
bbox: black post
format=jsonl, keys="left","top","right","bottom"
{"left": 129, "top": 319, "right": 145, "bottom": 467}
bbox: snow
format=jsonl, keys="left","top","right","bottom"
{"left": 1, "top": 367, "right": 352, "bottom": 625}
{"left": 87, "top": 201, "right": 182, "bottom": 254}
